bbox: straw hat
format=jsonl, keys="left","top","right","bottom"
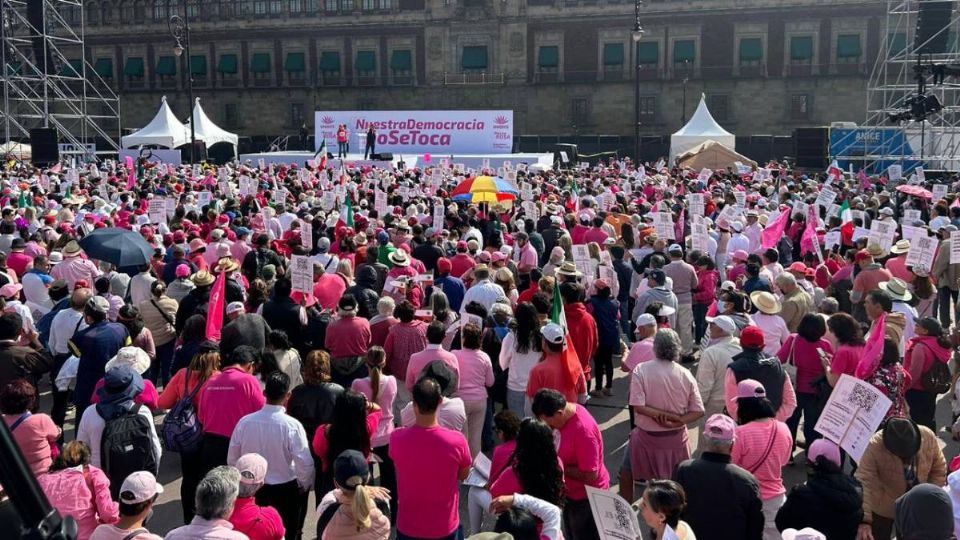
{"left": 105, "top": 346, "right": 151, "bottom": 375}
{"left": 191, "top": 270, "right": 215, "bottom": 287}
{"left": 866, "top": 243, "right": 888, "bottom": 259}
{"left": 879, "top": 278, "right": 912, "bottom": 302}
{"left": 889, "top": 239, "right": 911, "bottom": 255}
{"left": 216, "top": 257, "right": 240, "bottom": 274}
{"left": 389, "top": 250, "right": 410, "bottom": 267}
{"left": 750, "top": 291, "right": 782, "bottom": 314}
{"left": 555, "top": 262, "right": 582, "bottom": 278}
{"left": 63, "top": 240, "right": 83, "bottom": 257}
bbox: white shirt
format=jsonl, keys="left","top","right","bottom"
{"left": 752, "top": 312, "right": 791, "bottom": 357}
{"left": 128, "top": 272, "right": 156, "bottom": 306}
{"left": 76, "top": 404, "right": 161, "bottom": 469}
{"left": 400, "top": 397, "right": 467, "bottom": 436}
{"left": 6, "top": 300, "right": 36, "bottom": 336}
{"left": 21, "top": 272, "right": 52, "bottom": 317}
{"left": 892, "top": 301, "right": 918, "bottom": 354}
{"left": 745, "top": 223, "right": 763, "bottom": 254}
{"left": 461, "top": 279, "right": 508, "bottom": 314}
{"left": 227, "top": 404, "right": 315, "bottom": 490}
{"left": 48, "top": 308, "right": 86, "bottom": 355}
{"left": 499, "top": 331, "right": 544, "bottom": 393}
{"left": 727, "top": 233, "right": 749, "bottom": 257}
{"left": 309, "top": 253, "right": 340, "bottom": 274}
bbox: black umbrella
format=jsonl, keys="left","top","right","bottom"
{"left": 78, "top": 227, "right": 155, "bottom": 268}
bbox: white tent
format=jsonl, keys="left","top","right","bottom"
{"left": 121, "top": 96, "right": 190, "bottom": 149}
{"left": 669, "top": 94, "right": 736, "bottom": 163}
{"left": 189, "top": 98, "right": 239, "bottom": 156}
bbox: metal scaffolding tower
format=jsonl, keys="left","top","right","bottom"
{"left": 0, "top": 0, "right": 120, "bottom": 161}
{"left": 850, "top": 0, "right": 960, "bottom": 173}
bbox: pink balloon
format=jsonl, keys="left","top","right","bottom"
{"left": 424, "top": 153, "right": 432, "bottom": 163}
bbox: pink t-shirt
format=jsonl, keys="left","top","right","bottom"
{"left": 405, "top": 346, "right": 460, "bottom": 392}
{"left": 389, "top": 424, "right": 472, "bottom": 538}
{"left": 777, "top": 336, "right": 833, "bottom": 394}
{"left": 4, "top": 412, "right": 59, "bottom": 476}
{"left": 830, "top": 344, "right": 864, "bottom": 378}
{"left": 452, "top": 349, "right": 494, "bottom": 402}
{"left": 556, "top": 404, "right": 610, "bottom": 500}
{"left": 91, "top": 378, "right": 160, "bottom": 410}
{"left": 731, "top": 420, "right": 793, "bottom": 500}
{"left": 489, "top": 439, "right": 517, "bottom": 485}
{"left": 622, "top": 338, "right": 655, "bottom": 372}
{"left": 351, "top": 375, "right": 398, "bottom": 448}
{"left": 197, "top": 367, "right": 266, "bottom": 437}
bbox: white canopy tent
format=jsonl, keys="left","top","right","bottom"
{"left": 121, "top": 96, "right": 190, "bottom": 149}
{"left": 669, "top": 94, "right": 736, "bottom": 163}
{"left": 189, "top": 98, "right": 239, "bottom": 156}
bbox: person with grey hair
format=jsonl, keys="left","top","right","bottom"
{"left": 625, "top": 328, "right": 704, "bottom": 498}
{"left": 165, "top": 466, "right": 249, "bottom": 539}
{"left": 370, "top": 296, "right": 397, "bottom": 348}
{"left": 775, "top": 272, "right": 813, "bottom": 332}
{"left": 675, "top": 414, "right": 764, "bottom": 540}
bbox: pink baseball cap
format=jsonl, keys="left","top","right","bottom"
{"left": 491, "top": 252, "right": 507, "bottom": 263}
{"left": 175, "top": 264, "right": 192, "bottom": 278}
{"left": 732, "top": 249, "right": 749, "bottom": 261}
{"left": 236, "top": 453, "right": 268, "bottom": 485}
{"left": 118, "top": 471, "right": 164, "bottom": 504}
{"left": 733, "top": 379, "right": 766, "bottom": 402}
{"left": 807, "top": 439, "right": 841, "bottom": 467}
{"left": 703, "top": 414, "right": 736, "bottom": 442}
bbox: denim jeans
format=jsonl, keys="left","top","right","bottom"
{"left": 938, "top": 287, "right": 958, "bottom": 329}
{"left": 507, "top": 389, "right": 526, "bottom": 417}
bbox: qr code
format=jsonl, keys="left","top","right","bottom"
{"left": 847, "top": 383, "right": 879, "bottom": 412}
{"left": 613, "top": 498, "right": 631, "bottom": 530}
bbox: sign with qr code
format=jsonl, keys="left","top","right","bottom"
{"left": 814, "top": 374, "right": 892, "bottom": 463}
{"left": 290, "top": 255, "right": 313, "bottom": 294}
{"left": 585, "top": 486, "right": 644, "bottom": 540}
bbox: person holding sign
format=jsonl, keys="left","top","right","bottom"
{"left": 854, "top": 416, "right": 946, "bottom": 540}
{"left": 931, "top": 224, "right": 960, "bottom": 329}
{"left": 638, "top": 480, "right": 697, "bottom": 540}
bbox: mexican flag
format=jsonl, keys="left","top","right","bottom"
{"left": 314, "top": 139, "right": 328, "bottom": 170}
{"left": 550, "top": 283, "right": 584, "bottom": 392}
{"left": 338, "top": 195, "right": 354, "bottom": 228}
{"left": 566, "top": 181, "right": 580, "bottom": 212}
{"left": 550, "top": 283, "right": 567, "bottom": 330}
{"left": 840, "top": 199, "right": 855, "bottom": 245}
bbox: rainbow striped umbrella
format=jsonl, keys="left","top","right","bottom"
{"left": 451, "top": 175, "right": 519, "bottom": 203}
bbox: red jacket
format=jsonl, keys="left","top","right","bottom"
{"left": 693, "top": 269, "right": 719, "bottom": 305}
{"left": 565, "top": 302, "right": 598, "bottom": 380}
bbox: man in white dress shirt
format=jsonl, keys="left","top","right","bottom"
{"left": 228, "top": 371, "right": 314, "bottom": 539}
{"left": 744, "top": 210, "right": 763, "bottom": 254}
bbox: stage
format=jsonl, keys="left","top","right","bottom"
{"left": 238, "top": 151, "right": 554, "bottom": 171}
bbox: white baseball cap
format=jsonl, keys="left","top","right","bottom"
{"left": 635, "top": 313, "right": 657, "bottom": 327}
{"left": 236, "top": 453, "right": 268, "bottom": 485}
{"left": 119, "top": 471, "right": 164, "bottom": 504}
{"left": 781, "top": 528, "right": 826, "bottom": 540}
{"left": 541, "top": 323, "right": 565, "bottom": 345}
{"left": 706, "top": 315, "right": 737, "bottom": 335}
{"left": 226, "top": 301, "right": 245, "bottom": 315}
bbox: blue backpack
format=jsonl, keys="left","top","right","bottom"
{"left": 161, "top": 375, "right": 204, "bottom": 453}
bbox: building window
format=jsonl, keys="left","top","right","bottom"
{"left": 94, "top": 58, "right": 113, "bottom": 79}
{"left": 462, "top": 46, "right": 488, "bottom": 73}
{"left": 638, "top": 96, "right": 656, "bottom": 122}
{"left": 673, "top": 39, "right": 695, "bottom": 65}
{"left": 836, "top": 34, "right": 862, "bottom": 63}
{"left": 637, "top": 41, "right": 659, "bottom": 69}
{"left": 708, "top": 95, "right": 729, "bottom": 122}
{"left": 319, "top": 51, "right": 341, "bottom": 84}
{"left": 289, "top": 103, "right": 305, "bottom": 127}
{"left": 538, "top": 45, "right": 559, "bottom": 73}
{"left": 390, "top": 49, "right": 413, "bottom": 84}
{"left": 268, "top": 0, "right": 282, "bottom": 13}
{"left": 355, "top": 50, "right": 376, "bottom": 77}
{"left": 153, "top": 0, "right": 168, "bottom": 20}
{"left": 224, "top": 103, "right": 240, "bottom": 128}
{"left": 123, "top": 57, "right": 145, "bottom": 88}
{"left": 101, "top": 4, "right": 113, "bottom": 23}
{"left": 790, "top": 36, "right": 813, "bottom": 65}
{"left": 739, "top": 38, "right": 762, "bottom": 66}
{"left": 121, "top": 3, "right": 134, "bottom": 23}
{"left": 218, "top": 53, "right": 239, "bottom": 85}
{"left": 363, "top": 0, "right": 375, "bottom": 9}
{"left": 250, "top": 53, "right": 272, "bottom": 84}
{"left": 888, "top": 32, "right": 907, "bottom": 56}
{"left": 602, "top": 43, "right": 624, "bottom": 72}
{"left": 186, "top": 0, "right": 200, "bottom": 18}
{"left": 341, "top": 0, "right": 354, "bottom": 10}
{"left": 86, "top": 3, "right": 99, "bottom": 25}
{"left": 571, "top": 97, "right": 590, "bottom": 127}
{"left": 155, "top": 56, "right": 177, "bottom": 87}
{"left": 790, "top": 94, "right": 810, "bottom": 119}
{"left": 378, "top": 0, "right": 391, "bottom": 9}
{"left": 284, "top": 52, "right": 306, "bottom": 85}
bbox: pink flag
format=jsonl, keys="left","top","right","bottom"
{"left": 855, "top": 313, "right": 887, "bottom": 379}
{"left": 952, "top": 197, "right": 960, "bottom": 209}
{"left": 49, "top": 162, "right": 62, "bottom": 174}
{"left": 858, "top": 169, "right": 872, "bottom": 190}
{"left": 800, "top": 204, "right": 818, "bottom": 255}
{"left": 761, "top": 207, "right": 791, "bottom": 250}
{"left": 205, "top": 270, "right": 227, "bottom": 341}
{"left": 675, "top": 209, "right": 685, "bottom": 244}
{"left": 125, "top": 155, "right": 136, "bottom": 190}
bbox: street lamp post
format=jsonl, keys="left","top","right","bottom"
{"left": 169, "top": 1, "right": 196, "bottom": 164}
{"left": 681, "top": 59, "right": 690, "bottom": 124}
{"left": 631, "top": 0, "right": 644, "bottom": 163}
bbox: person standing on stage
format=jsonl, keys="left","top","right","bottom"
{"left": 365, "top": 127, "right": 377, "bottom": 159}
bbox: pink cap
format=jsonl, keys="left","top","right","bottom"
{"left": 491, "top": 252, "right": 507, "bottom": 263}
{"left": 188, "top": 238, "right": 206, "bottom": 252}
{"left": 236, "top": 453, "right": 268, "bottom": 485}
{"left": 594, "top": 278, "right": 610, "bottom": 290}
{"left": 733, "top": 249, "right": 749, "bottom": 261}
{"left": 119, "top": 471, "right": 164, "bottom": 504}
{"left": 0, "top": 283, "right": 22, "bottom": 299}
{"left": 703, "top": 414, "right": 737, "bottom": 442}
{"left": 807, "top": 439, "right": 841, "bottom": 466}
{"left": 175, "top": 264, "right": 192, "bottom": 278}
{"left": 733, "top": 379, "right": 766, "bottom": 402}
{"left": 478, "top": 252, "right": 492, "bottom": 263}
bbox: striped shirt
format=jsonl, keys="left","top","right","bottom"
{"left": 731, "top": 419, "right": 793, "bottom": 500}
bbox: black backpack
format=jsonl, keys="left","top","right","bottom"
{"left": 100, "top": 406, "right": 159, "bottom": 500}
{"left": 922, "top": 357, "right": 953, "bottom": 394}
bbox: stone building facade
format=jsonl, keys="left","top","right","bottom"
{"left": 66, "top": 0, "right": 889, "bottom": 148}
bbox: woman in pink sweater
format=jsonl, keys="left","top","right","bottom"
{"left": 37, "top": 440, "right": 119, "bottom": 540}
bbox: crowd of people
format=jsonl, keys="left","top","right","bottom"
{"left": 1, "top": 154, "right": 960, "bottom": 540}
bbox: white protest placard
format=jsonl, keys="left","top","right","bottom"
{"left": 697, "top": 168, "right": 713, "bottom": 183}
{"left": 197, "top": 191, "right": 212, "bottom": 208}
{"left": 687, "top": 193, "right": 704, "bottom": 217}
{"left": 906, "top": 234, "right": 937, "bottom": 273}
{"left": 462, "top": 452, "right": 491, "bottom": 488}
{"left": 827, "top": 203, "right": 841, "bottom": 219}
{"left": 290, "top": 255, "right": 314, "bottom": 294}
{"left": 715, "top": 204, "right": 742, "bottom": 230}
{"left": 887, "top": 164, "right": 902, "bottom": 182}
{"left": 320, "top": 192, "right": 336, "bottom": 211}
{"left": 300, "top": 221, "right": 313, "bottom": 251}
{"left": 899, "top": 224, "right": 927, "bottom": 243}
{"left": 691, "top": 221, "right": 709, "bottom": 254}
{"left": 824, "top": 230, "right": 842, "bottom": 251}
{"left": 916, "top": 166, "right": 926, "bottom": 183}
{"left": 814, "top": 374, "right": 893, "bottom": 463}
{"left": 166, "top": 197, "right": 178, "bottom": 218}
{"left": 653, "top": 212, "right": 675, "bottom": 240}
{"left": 572, "top": 245, "right": 590, "bottom": 263}
{"left": 952, "top": 231, "right": 960, "bottom": 264}
{"left": 585, "top": 486, "right": 644, "bottom": 540}
{"left": 272, "top": 188, "right": 287, "bottom": 205}
{"left": 901, "top": 209, "right": 921, "bottom": 225}
{"left": 868, "top": 220, "right": 896, "bottom": 252}
{"left": 257, "top": 158, "right": 266, "bottom": 171}
{"left": 148, "top": 199, "right": 166, "bottom": 225}
{"left": 374, "top": 190, "right": 388, "bottom": 215}
{"left": 852, "top": 226, "right": 871, "bottom": 242}
{"left": 433, "top": 204, "right": 445, "bottom": 230}
{"left": 461, "top": 313, "right": 484, "bottom": 330}
{"left": 733, "top": 191, "right": 746, "bottom": 208}
{"left": 815, "top": 187, "right": 837, "bottom": 209}
{"left": 520, "top": 182, "right": 533, "bottom": 201}
{"left": 934, "top": 184, "right": 949, "bottom": 202}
